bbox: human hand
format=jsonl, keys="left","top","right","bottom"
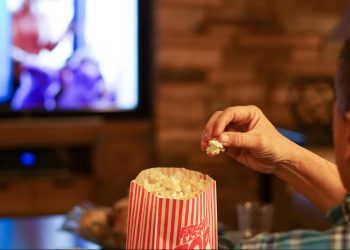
{"left": 200, "top": 106, "right": 297, "bottom": 174}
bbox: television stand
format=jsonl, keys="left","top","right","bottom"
{"left": 0, "top": 117, "right": 154, "bottom": 216}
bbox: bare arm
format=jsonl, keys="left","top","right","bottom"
{"left": 274, "top": 142, "right": 346, "bottom": 212}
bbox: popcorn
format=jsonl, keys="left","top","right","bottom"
{"left": 206, "top": 139, "right": 225, "bottom": 155}
{"left": 136, "top": 168, "right": 210, "bottom": 200}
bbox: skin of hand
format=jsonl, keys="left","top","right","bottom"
{"left": 200, "top": 105, "right": 346, "bottom": 212}
{"left": 200, "top": 106, "right": 304, "bottom": 174}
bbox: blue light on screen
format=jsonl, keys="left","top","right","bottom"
{"left": 0, "top": 1, "right": 11, "bottom": 103}
{"left": 20, "top": 152, "right": 37, "bottom": 167}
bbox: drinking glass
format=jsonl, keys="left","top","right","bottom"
{"left": 236, "top": 202, "right": 274, "bottom": 238}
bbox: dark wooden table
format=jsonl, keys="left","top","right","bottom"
{"left": 0, "top": 215, "right": 99, "bottom": 249}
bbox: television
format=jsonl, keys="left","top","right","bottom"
{"left": 0, "top": 0, "right": 153, "bottom": 118}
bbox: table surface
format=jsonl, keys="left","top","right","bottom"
{"left": 0, "top": 215, "right": 100, "bottom": 249}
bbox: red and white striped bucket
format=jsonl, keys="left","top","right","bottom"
{"left": 126, "top": 168, "right": 218, "bottom": 249}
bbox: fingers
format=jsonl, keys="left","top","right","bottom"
{"left": 200, "top": 111, "right": 222, "bottom": 150}
{"left": 217, "top": 131, "right": 258, "bottom": 150}
{"left": 204, "top": 111, "right": 223, "bottom": 138}
{"left": 201, "top": 106, "right": 262, "bottom": 152}
{"left": 212, "top": 106, "right": 260, "bottom": 137}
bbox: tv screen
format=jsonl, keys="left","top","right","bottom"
{"left": 0, "top": 0, "right": 152, "bottom": 117}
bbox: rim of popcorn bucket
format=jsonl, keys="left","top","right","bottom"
{"left": 132, "top": 167, "right": 216, "bottom": 201}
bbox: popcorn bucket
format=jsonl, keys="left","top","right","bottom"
{"left": 126, "top": 168, "right": 218, "bottom": 249}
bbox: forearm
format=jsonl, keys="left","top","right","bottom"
{"left": 274, "top": 141, "right": 346, "bottom": 212}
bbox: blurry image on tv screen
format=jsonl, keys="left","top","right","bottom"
{"left": 1, "top": 0, "right": 138, "bottom": 112}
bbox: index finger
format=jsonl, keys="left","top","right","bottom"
{"left": 212, "top": 106, "right": 259, "bottom": 137}
{"left": 200, "top": 111, "right": 223, "bottom": 151}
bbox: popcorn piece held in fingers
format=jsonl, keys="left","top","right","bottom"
{"left": 206, "top": 139, "right": 225, "bottom": 156}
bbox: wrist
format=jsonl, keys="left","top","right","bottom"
{"left": 273, "top": 138, "right": 305, "bottom": 177}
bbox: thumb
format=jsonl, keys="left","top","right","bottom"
{"left": 217, "top": 131, "right": 258, "bottom": 149}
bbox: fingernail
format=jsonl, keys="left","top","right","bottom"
{"left": 221, "top": 134, "right": 229, "bottom": 142}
